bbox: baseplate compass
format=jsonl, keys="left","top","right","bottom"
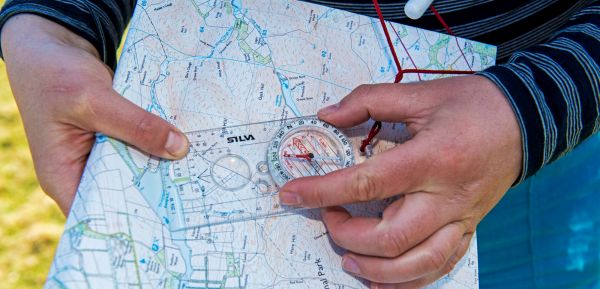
{"left": 169, "top": 116, "right": 409, "bottom": 230}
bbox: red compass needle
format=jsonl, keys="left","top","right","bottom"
{"left": 283, "top": 153, "right": 314, "bottom": 161}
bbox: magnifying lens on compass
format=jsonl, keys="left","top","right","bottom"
{"left": 267, "top": 117, "right": 355, "bottom": 187}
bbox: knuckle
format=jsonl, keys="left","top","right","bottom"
{"left": 350, "top": 170, "right": 380, "bottom": 202}
{"left": 348, "top": 84, "right": 374, "bottom": 104}
{"left": 447, "top": 186, "right": 478, "bottom": 208}
{"left": 133, "top": 114, "right": 159, "bottom": 148}
{"left": 440, "top": 266, "right": 454, "bottom": 278}
{"left": 309, "top": 184, "right": 328, "bottom": 208}
{"left": 79, "top": 90, "right": 103, "bottom": 119}
{"left": 445, "top": 254, "right": 460, "bottom": 273}
{"left": 45, "top": 82, "right": 91, "bottom": 118}
{"left": 379, "top": 227, "right": 409, "bottom": 257}
{"left": 72, "top": 95, "right": 96, "bottom": 122}
{"left": 326, "top": 227, "right": 344, "bottom": 248}
{"left": 353, "top": 84, "right": 372, "bottom": 97}
{"left": 437, "top": 146, "right": 465, "bottom": 169}
{"left": 310, "top": 176, "right": 332, "bottom": 208}
{"left": 438, "top": 258, "right": 458, "bottom": 278}
{"left": 423, "top": 248, "right": 448, "bottom": 272}
{"left": 434, "top": 135, "right": 468, "bottom": 166}
{"left": 442, "top": 233, "right": 472, "bottom": 275}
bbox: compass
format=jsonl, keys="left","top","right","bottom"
{"left": 267, "top": 117, "right": 354, "bottom": 187}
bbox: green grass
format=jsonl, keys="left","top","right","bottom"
{"left": 0, "top": 1, "right": 67, "bottom": 287}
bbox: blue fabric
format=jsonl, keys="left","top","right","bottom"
{"left": 479, "top": 133, "right": 600, "bottom": 288}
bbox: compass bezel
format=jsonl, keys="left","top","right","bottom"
{"left": 267, "top": 117, "right": 355, "bottom": 187}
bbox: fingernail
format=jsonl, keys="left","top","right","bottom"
{"left": 279, "top": 191, "right": 302, "bottom": 206}
{"left": 342, "top": 256, "right": 361, "bottom": 275}
{"left": 318, "top": 103, "right": 340, "bottom": 116}
{"left": 165, "top": 131, "right": 188, "bottom": 157}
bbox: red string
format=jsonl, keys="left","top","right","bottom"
{"left": 360, "top": 120, "right": 382, "bottom": 153}
{"left": 361, "top": 1, "right": 476, "bottom": 154}
{"left": 372, "top": 0, "right": 404, "bottom": 83}
{"left": 429, "top": 5, "right": 454, "bottom": 35}
{"left": 371, "top": 0, "right": 475, "bottom": 83}
{"left": 403, "top": 68, "right": 474, "bottom": 75}
{"left": 390, "top": 23, "right": 422, "bottom": 81}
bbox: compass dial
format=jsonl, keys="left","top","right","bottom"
{"left": 267, "top": 117, "right": 354, "bottom": 187}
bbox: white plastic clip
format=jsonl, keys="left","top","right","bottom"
{"left": 404, "top": 0, "right": 434, "bottom": 20}
{"left": 364, "top": 144, "right": 374, "bottom": 159}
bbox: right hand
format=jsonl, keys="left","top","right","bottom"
{"left": 1, "top": 14, "right": 189, "bottom": 215}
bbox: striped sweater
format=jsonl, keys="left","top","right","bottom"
{"left": 0, "top": 0, "right": 598, "bottom": 183}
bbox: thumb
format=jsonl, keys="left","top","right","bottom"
{"left": 83, "top": 88, "right": 189, "bottom": 159}
{"left": 317, "top": 82, "right": 430, "bottom": 128}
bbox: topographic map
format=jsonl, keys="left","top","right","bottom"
{"left": 45, "top": 1, "right": 496, "bottom": 288}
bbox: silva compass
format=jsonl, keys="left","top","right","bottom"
{"left": 169, "top": 115, "right": 406, "bottom": 229}
{"left": 267, "top": 117, "right": 355, "bottom": 187}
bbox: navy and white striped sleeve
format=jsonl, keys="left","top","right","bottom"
{"left": 477, "top": 3, "right": 600, "bottom": 184}
{"left": 0, "top": 0, "right": 134, "bottom": 70}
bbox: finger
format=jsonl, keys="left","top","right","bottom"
{"left": 340, "top": 222, "right": 467, "bottom": 284}
{"left": 321, "top": 206, "right": 384, "bottom": 253}
{"left": 320, "top": 200, "right": 403, "bottom": 256}
{"left": 322, "top": 193, "right": 456, "bottom": 258}
{"left": 317, "top": 82, "right": 431, "bottom": 128}
{"left": 82, "top": 88, "right": 189, "bottom": 159}
{"left": 370, "top": 233, "right": 474, "bottom": 289}
{"left": 279, "top": 133, "right": 432, "bottom": 208}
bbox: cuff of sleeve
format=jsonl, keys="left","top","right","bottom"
{"left": 476, "top": 66, "right": 546, "bottom": 186}
{"left": 0, "top": 2, "right": 115, "bottom": 69}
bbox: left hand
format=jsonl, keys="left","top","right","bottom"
{"left": 278, "top": 75, "right": 522, "bottom": 288}
{"left": 1, "top": 15, "right": 189, "bottom": 214}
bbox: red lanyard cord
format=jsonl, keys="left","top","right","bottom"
{"left": 372, "top": 0, "right": 404, "bottom": 83}
{"left": 371, "top": 0, "right": 475, "bottom": 82}
{"left": 429, "top": 5, "right": 454, "bottom": 35}
{"left": 389, "top": 23, "right": 423, "bottom": 81}
{"left": 360, "top": 121, "right": 383, "bottom": 154}
{"left": 360, "top": 0, "right": 475, "bottom": 154}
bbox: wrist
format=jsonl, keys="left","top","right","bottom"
{"left": 1, "top": 14, "right": 99, "bottom": 60}
{"left": 472, "top": 75, "right": 524, "bottom": 185}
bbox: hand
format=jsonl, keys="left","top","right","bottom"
{"left": 2, "top": 15, "right": 189, "bottom": 215}
{"left": 279, "top": 76, "right": 522, "bottom": 288}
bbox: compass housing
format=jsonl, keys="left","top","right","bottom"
{"left": 267, "top": 117, "right": 355, "bottom": 187}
